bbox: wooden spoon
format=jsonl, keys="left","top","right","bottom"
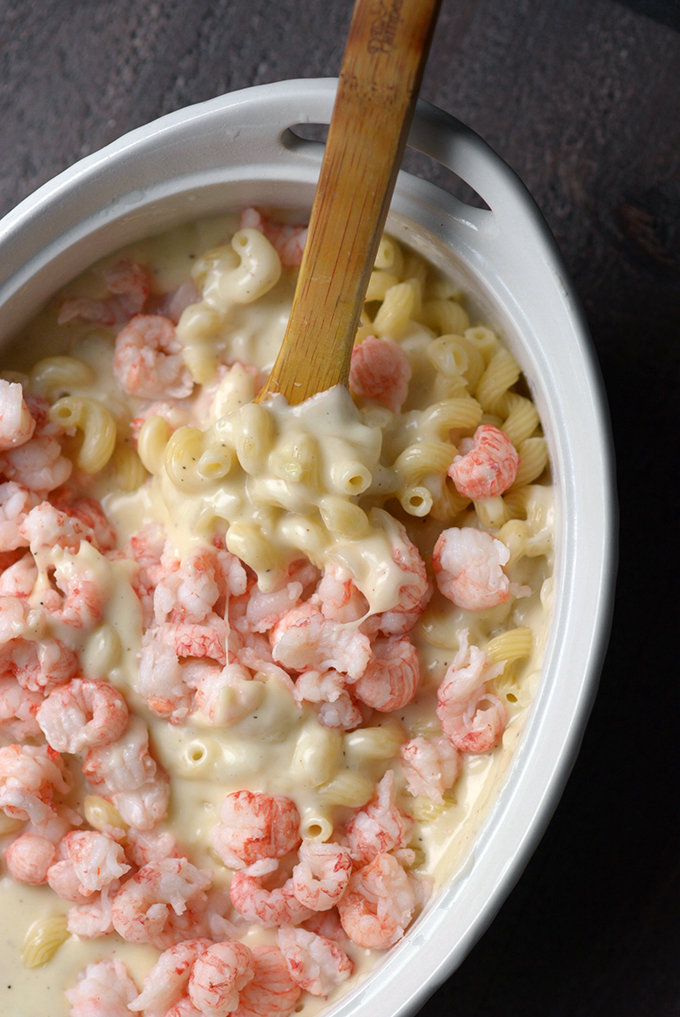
{"left": 256, "top": 0, "right": 441, "bottom": 405}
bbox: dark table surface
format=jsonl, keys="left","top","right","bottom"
{"left": 1, "top": 1, "right": 679, "bottom": 1015}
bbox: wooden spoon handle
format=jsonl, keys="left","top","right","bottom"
{"left": 256, "top": 0, "right": 441, "bottom": 405}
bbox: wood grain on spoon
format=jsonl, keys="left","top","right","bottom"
{"left": 256, "top": 0, "right": 441, "bottom": 405}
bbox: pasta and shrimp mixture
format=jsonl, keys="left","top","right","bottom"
{"left": 0, "top": 209, "right": 554, "bottom": 1016}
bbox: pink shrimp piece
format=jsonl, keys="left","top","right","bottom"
{"left": 58, "top": 830, "right": 130, "bottom": 895}
{"left": 0, "top": 432, "right": 72, "bottom": 491}
{"left": 188, "top": 941, "right": 256, "bottom": 1017}
{"left": 337, "top": 852, "right": 416, "bottom": 950}
{"left": 313, "top": 562, "right": 369, "bottom": 624}
{"left": 0, "top": 481, "right": 41, "bottom": 550}
{"left": 349, "top": 336, "right": 411, "bottom": 413}
{"left": 103, "top": 259, "right": 152, "bottom": 317}
{"left": 0, "top": 379, "right": 36, "bottom": 452}
{"left": 231, "top": 945, "right": 301, "bottom": 1017}
{"left": 47, "top": 859, "right": 93, "bottom": 902}
{"left": 432, "top": 526, "right": 529, "bottom": 611}
{"left": 36, "top": 678, "right": 129, "bottom": 753}
{"left": 161, "top": 279, "right": 202, "bottom": 324}
{"left": 83, "top": 717, "right": 169, "bottom": 830}
{"left": 277, "top": 926, "right": 353, "bottom": 997}
{"left": 211, "top": 790, "right": 301, "bottom": 871}
{"left": 111, "top": 856, "right": 212, "bottom": 945}
{"left": 65, "top": 958, "right": 139, "bottom": 1017}
{"left": 0, "top": 552, "right": 37, "bottom": 597}
{"left": 380, "top": 510, "right": 431, "bottom": 615}
{"left": 164, "top": 618, "right": 228, "bottom": 665}
{"left": 51, "top": 561, "right": 106, "bottom": 630}
{"left": 0, "top": 635, "right": 79, "bottom": 694}
{"left": 51, "top": 493, "right": 117, "bottom": 553}
{"left": 0, "top": 676, "right": 43, "bottom": 739}
{"left": 240, "top": 207, "right": 307, "bottom": 267}
{"left": 4, "top": 832, "right": 56, "bottom": 884}
{"left": 448, "top": 424, "right": 519, "bottom": 499}
{"left": 126, "top": 828, "right": 180, "bottom": 868}
{"left": 271, "top": 602, "right": 371, "bottom": 681}
{"left": 344, "top": 771, "right": 413, "bottom": 865}
{"left": 230, "top": 872, "right": 312, "bottom": 928}
{"left": 18, "top": 501, "right": 89, "bottom": 555}
{"left": 113, "top": 314, "right": 193, "bottom": 399}
{"left": 137, "top": 635, "right": 194, "bottom": 722}
{"left": 302, "top": 907, "right": 346, "bottom": 943}
{"left": 153, "top": 545, "right": 222, "bottom": 626}
{"left": 291, "top": 839, "right": 352, "bottom": 912}
{"left": 400, "top": 735, "right": 461, "bottom": 802}
{"left": 293, "top": 669, "right": 363, "bottom": 731}
{"left": 191, "top": 660, "right": 262, "bottom": 727}
{"left": 67, "top": 887, "right": 117, "bottom": 938}
{"left": 0, "top": 743, "right": 70, "bottom": 825}
{"left": 58, "top": 296, "right": 117, "bottom": 326}
{"left": 127, "top": 937, "right": 213, "bottom": 1016}
{"left": 436, "top": 628, "right": 506, "bottom": 754}
{"left": 353, "top": 636, "right": 419, "bottom": 712}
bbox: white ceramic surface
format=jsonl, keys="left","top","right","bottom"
{"left": 0, "top": 79, "right": 615, "bottom": 1017}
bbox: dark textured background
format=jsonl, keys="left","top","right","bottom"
{"left": 1, "top": 0, "right": 679, "bottom": 1014}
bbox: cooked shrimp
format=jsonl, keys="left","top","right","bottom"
{"left": 67, "top": 887, "right": 116, "bottom": 938}
{"left": 349, "top": 336, "right": 411, "bottom": 413}
{"left": 448, "top": 424, "right": 519, "bottom": 499}
{"left": 57, "top": 297, "right": 118, "bottom": 327}
{"left": 153, "top": 546, "right": 220, "bottom": 625}
{"left": 230, "top": 872, "right": 312, "bottom": 928}
{"left": 271, "top": 602, "right": 371, "bottom": 681}
{"left": 83, "top": 716, "right": 170, "bottom": 830}
{"left": 293, "top": 669, "right": 363, "bottom": 732}
{"left": 0, "top": 676, "right": 42, "bottom": 739}
{"left": 50, "top": 557, "right": 106, "bottom": 629}
{"left": 188, "top": 941, "right": 256, "bottom": 1017}
{"left": 127, "top": 937, "right": 213, "bottom": 1015}
{"left": 436, "top": 628, "right": 506, "bottom": 754}
{"left": 0, "top": 743, "right": 70, "bottom": 825}
{"left": 302, "top": 907, "right": 346, "bottom": 943}
{"left": 291, "top": 839, "right": 352, "bottom": 912}
{"left": 191, "top": 660, "right": 262, "bottom": 726}
{"left": 400, "top": 735, "right": 461, "bottom": 802}
{"left": 111, "top": 857, "right": 211, "bottom": 945}
{"left": 353, "top": 637, "right": 420, "bottom": 712}
{"left": 0, "top": 379, "right": 36, "bottom": 452}
{"left": 3, "top": 832, "right": 56, "bottom": 884}
{"left": 277, "top": 925, "right": 353, "bottom": 997}
{"left": 113, "top": 314, "right": 194, "bottom": 399}
{"left": 161, "top": 279, "right": 203, "bottom": 324}
{"left": 163, "top": 618, "right": 228, "bottom": 665}
{"left": 51, "top": 493, "right": 117, "bottom": 553}
{"left": 337, "top": 852, "right": 416, "bottom": 950}
{"left": 231, "top": 944, "right": 301, "bottom": 1017}
{"left": 137, "top": 635, "right": 194, "bottom": 723}
{"left": 126, "top": 828, "right": 180, "bottom": 868}
{"left": 344, "top": 770, "right": 413, "bottom": 865}
{"left": 0, "top": 552, "right": 37, "bottom": 597}
{"left": 0, "top": 635, "right": 79, "bottom": 694}
{"left": 103, "top": 259, "right": 152, "bottom": 318}
{"left": 58, "top": 830, "right": 130, "bottom": 895}
{"left": 240, "top": 207, "right": 307, "bottom": 267}
{"left": 65, "top": 958, "right": 139, "bottom": 1017}
{"left": 211, "top": 790, "right": 301, "bottom": 871}
{"left": 37, "top": 678, "right": 129, "bottom": 753}
{"left": 313, "top": 562, "right": 369, "bottom": 624}
{"left": 362, "top": 511, "right": 431, "bottom": 637}
{"left": 432, "top": 526, "right": 530, "bottom": 611}
{"left": 0, "top": 481, "right": 41, "bottom": 550}
{"left": 0, "top": 432, "right": 72, "bottom": 491}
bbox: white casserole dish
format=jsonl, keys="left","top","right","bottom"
{"left": 0, "top": 78, "right": 615, "bottom": 1016}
